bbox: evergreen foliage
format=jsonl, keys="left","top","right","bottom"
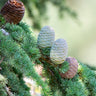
{"left": 0, "top": 16, "right": 96, "bottom": 96}
{"left": 0, "top": 74, "right": 7, "bottom": 96}
{"left": 0, "top": 21, "right": 51, "bottom": 96}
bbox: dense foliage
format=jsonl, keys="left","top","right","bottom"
{"left": 0, "top": 19, "right": 96, "bottom": 96}
{"left": 0, "top": 22, "right": 51, "bottom": 96}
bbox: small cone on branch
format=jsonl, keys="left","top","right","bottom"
{"left": 37, "top": 26, "right": 55, "bottom": 48}
{"left": 0, "top": 0, "right": 25, "bottom": 24}
{"left": 50, "top": 39, "right": 68, "bottom": 64}
{"left": 60, "top": 57, "right": 78, "bottom": 79}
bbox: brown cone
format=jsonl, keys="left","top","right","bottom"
{"left": 0, "top": 0, "right": 25, "bottom": 24}
{"left": 60, "top": 57, "right": 78, "bottom": 79}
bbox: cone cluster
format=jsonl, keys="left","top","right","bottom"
{"left": 37, "top": 26, "right": 78, "bottom": 79}
{"left": 0, "top": 0, "right": 25, "bottom": 24}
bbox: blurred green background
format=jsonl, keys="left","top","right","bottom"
{"left": 0, "top": 0, "right": 96, "bottom": 68}
{"left": 24, "top": 0, "right": 96, "bottom": 68}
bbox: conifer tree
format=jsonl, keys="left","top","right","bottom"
{"left": 0, "top": 0, "right": 96, "bottom": 96}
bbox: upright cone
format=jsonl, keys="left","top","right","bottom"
{"left": 37, "top": 26, "right": 55, "bottom": 48}
{"left": 60, "top": 57, "right": 78, "bottom": 79}
{"left": 50, "top": 39, "right": 68, "bottom": 64}
{"left": 0, "top": 0, "right": 25, "bottom": 24}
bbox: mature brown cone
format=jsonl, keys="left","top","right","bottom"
{"left": 60, "top": 57, "right": 78, "bottom": 79}
{"left": 0, "top": 0, "right": 25, "bottom": 24}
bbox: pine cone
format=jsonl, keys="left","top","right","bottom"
{"left": 60, "top": 57, "right": 78, "bottom": 79}
{"left": 37, "top": 26, "right": 55, "bottom": 48}
{"left": 50, "top": 39, "right": 68, "bottom": 64}
{"left": 0, "top": 0, "right": 25, "bottom": 24}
